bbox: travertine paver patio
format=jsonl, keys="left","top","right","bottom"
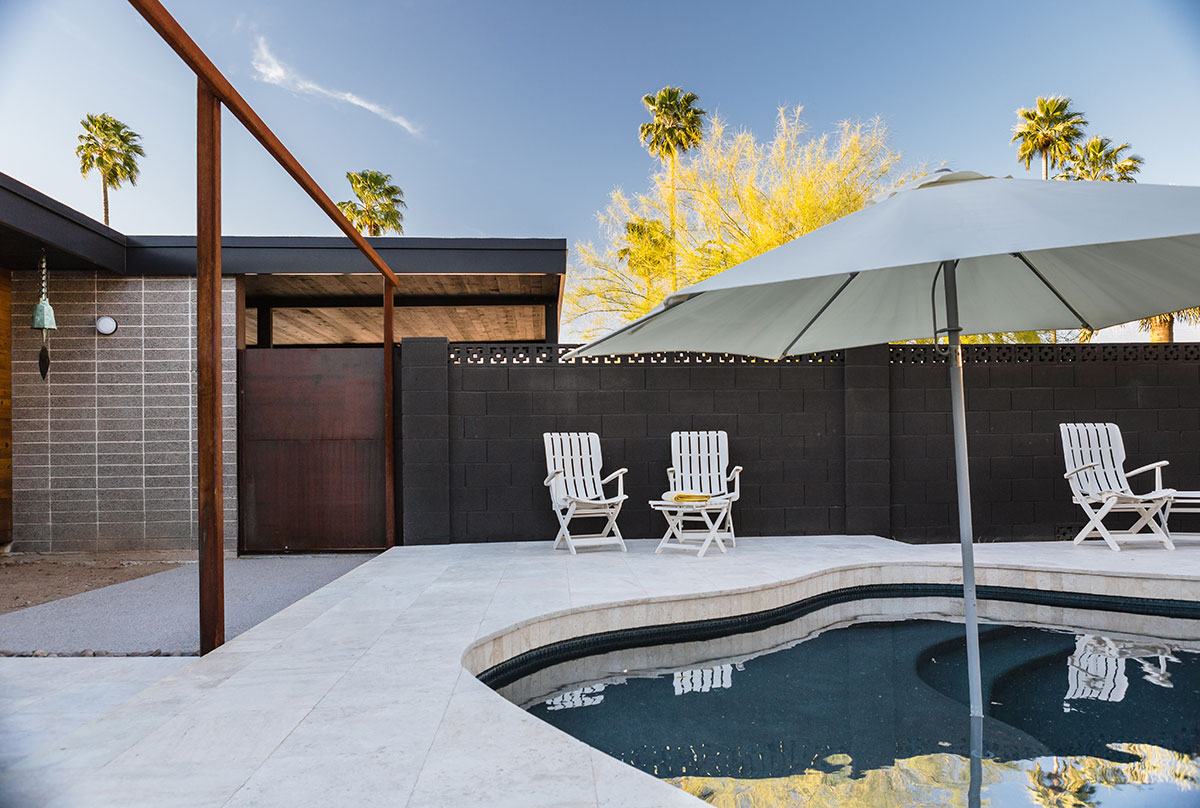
{"left": 2, "top": 535, "right": 1199, "bottom": 807}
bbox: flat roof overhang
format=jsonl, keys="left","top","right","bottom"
{"left": 0, "top": 171, "right": 566, "bottom": 343}
{"left": 125, "top": 235, "right": 566, "bottom": 277}
{"left": 0, "top": 172, "right": 126, "bottom": 273}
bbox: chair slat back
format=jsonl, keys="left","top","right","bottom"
{"left": 671, "top": 431, "right": 730, "bottom": 496}
{"left": 544, "top": 432, "right": 605, "bottom": 505}
{"left": 1059, "top": 423, "right": 1132, "bottom": 501}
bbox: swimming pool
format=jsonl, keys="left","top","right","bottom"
{"left": 499, "top": 594, "right": 1200, "bottom": 806}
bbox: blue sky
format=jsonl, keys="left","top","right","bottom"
{"left": 2, "top": 0, "right": 1200, "bottom": 255}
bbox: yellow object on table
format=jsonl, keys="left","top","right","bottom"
{"left": 663, "top": 491, "right": 711, "bottom": 504}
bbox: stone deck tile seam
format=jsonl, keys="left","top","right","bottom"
{"left": 401, "top": 545, "right": 529, "bottom": 808}
{"left": 217, "top": 556, "right": 475, "bottom": 808}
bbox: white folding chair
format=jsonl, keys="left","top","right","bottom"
{"left": 1059, "top": 422, "right": 1175, "bottom": 551}
{"left": 543, "top": 432, "right": 627, "bottom": 553}
{"left": 668, "top": 430, "right": 742, "bottom": 546}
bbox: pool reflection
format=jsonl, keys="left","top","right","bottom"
{"left": 516, "top": 604, "right": 1200, "bottom": 807}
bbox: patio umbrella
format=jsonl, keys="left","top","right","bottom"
{"left": 564, "top": 170, "right": 1200, "bottom": 728}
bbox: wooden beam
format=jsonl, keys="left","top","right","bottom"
{"left": 256, "top": 306, "right": 273, "bottom": 348}
{"left": 0, "top": 267, "right": 11, "bottom": 550}
{"left": 244, "top": 294, "right": 557, "bottom": 310}
{"left": 549, "top": 271, "right": 565, "bottom": 343}
{"left": 126, "top": 0, "right": 399, "bottom": 289}
{"left": 383, "top": 277, "right": 396, "bottom": 548}
{"left": 197, "top": 79, "right": 224, "bottom": 655}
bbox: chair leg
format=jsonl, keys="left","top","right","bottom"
{"left": 724, "top": 507, "right": 736, "bottom": 546}
{"left": 1074, "top": 499, "right": 1121, "bottom": 551}
{"left": 602, "top": 507, "right": 627, "bottom": 552}
{"left": 655, "top": 512, "right": 681, "bottom": 555}
{"left": 696, "top": 509, "right": 726, "bottom": 558}
{"left": 1141, "top": 501, "right": 1176, "bottom": 550}
{"left": 554, "top": 505, "right": 577, "bottom": 554}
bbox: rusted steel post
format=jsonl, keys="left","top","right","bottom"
{"left": 383, "top": 277, "right": 396, "bottom": 547}
{"left": 197, "top": 78, "right": 225, "bottom": 654}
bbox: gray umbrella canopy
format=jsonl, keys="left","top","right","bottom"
{"left": 565, "top": 170, "right": 1200, "bottom": 749}
{"left": 569, "top": 171, "right": 1200, "bottom": 358}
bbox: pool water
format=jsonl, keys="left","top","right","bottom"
{"left": 522, "top": 618, "right": 1200, "bottom": 806}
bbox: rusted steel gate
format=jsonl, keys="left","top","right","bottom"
{"left": 238, "top": 347, "right": 398, "bottom": 553}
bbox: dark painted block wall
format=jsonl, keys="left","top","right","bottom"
{"left": 888, "top": 347, "right": 1200, "bottom": 543}
{"left": 440, "top": 348, "right": 845, "bottom": 543}
{"left": 397, "top": 341, "right": 1200, "bottom": 546}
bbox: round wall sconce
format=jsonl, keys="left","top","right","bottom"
{"left": 95, "top": 315, "right": 118, "bottom": 335}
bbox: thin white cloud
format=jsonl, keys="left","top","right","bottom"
{"left": 251, "top": 36, "right": 420, "bottom": 136}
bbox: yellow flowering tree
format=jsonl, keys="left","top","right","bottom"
{"left": 565, "top": 108, "right": 920, "bottom": 339}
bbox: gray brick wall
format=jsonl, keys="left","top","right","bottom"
{"left": 11, "top": 270, "right": 237, "bottom": 552}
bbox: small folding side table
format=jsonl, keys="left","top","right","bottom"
{"left": 650, "top": 499, "right": 732, "bottom": 558}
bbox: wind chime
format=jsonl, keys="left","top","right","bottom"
{"left": 31, "top": 249, "right": 57, "bottom": 380}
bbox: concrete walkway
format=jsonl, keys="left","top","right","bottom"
{"left": 0, "top": 555, "right": 374, "bottom": 655}
{"left": 1, "top": 537, "right": 1198, "bottom": 808}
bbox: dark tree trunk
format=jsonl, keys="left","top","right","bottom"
{"left": 1150, "top": 316, "right": 1174, "bottom": 343}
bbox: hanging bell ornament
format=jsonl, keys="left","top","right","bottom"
{"left": 31, "top": 250, "right": 56, "bottom": 380}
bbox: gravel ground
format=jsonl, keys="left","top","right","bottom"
{"left": 0, "top": 554, "right": 189, "bottom": 614}
{"left": 0, "top": 555, "right": 374, "bottom": 655}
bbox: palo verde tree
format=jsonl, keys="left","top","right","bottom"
{"left": 336, "top": 169, "right": 406, "bottom": 236}
{"left": 567, "top": 108, "right": 920, "bottom": 337}
{"left": 1011, "top": 96, "right": 1088, "bottom": 180}
{"left": 76, "top": 113, "right": 145, "bottom": 227}
{"left": 638, "top": 86, "right": 706, "bottom": 292}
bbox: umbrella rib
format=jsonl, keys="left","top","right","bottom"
{"left": 1010, "top": 252, "right": 1095, "bottom": 331}
{"left": 780, "top": 272, "right": 859, "bottom": 357}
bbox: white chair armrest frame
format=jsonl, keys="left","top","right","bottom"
{"left": 543, "top": 468, "right": 563, "bottom": 487}
{"left": 1063, "top": 462, "right": 1099, "bottom": 480}
{"left": 728, "top": 466, "right": 743, "bottom": 499}
{"left": 1127, "top": 460, "right": 1170, "bottom": 491}
{"left": 601, "top": 467, "right": 628, "bottom": 498}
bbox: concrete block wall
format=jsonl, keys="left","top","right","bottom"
{"left": 396, "top": 341, "right": 1200, "bottom": 546}
{"left": 889, "top": 350, "right": 1200, "bottom": 542}
{"left": 433, "top": 345, "right": 846, "bottom": 544}
{"left": 11, "top": 270, "right": 237, "bottom": 552}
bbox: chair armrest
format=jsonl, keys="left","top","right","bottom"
{"left": 601, "top": 467, "right": 628, "bottom": 498}
{"left": 1128, "top": 460, "right": 1169, "bottom": 491}
{"left": 1063, "top": 462, "right": 1098, "bottom": 480}
{"left": 667, "top": 467, "right": 676, "bottom": 488}
{"left": 543, "top": 469, "right": 563, "bottom": 487}
{"left": 728, "top": 466, "right": 742, "bottom": 499}
{"left": 1127, "top": 460, "right": 1169, "bottom": 477}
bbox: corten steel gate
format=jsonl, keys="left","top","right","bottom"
{"left": 238, "top": 347, "right": 398, "bottom": 552}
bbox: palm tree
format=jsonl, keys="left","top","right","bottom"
{"left": 1058, "top": 136, "right": 1144, "bottom": 182}
{"left": 336, "top": 170, "right": 406, "bottom": 236}
{"left": 1012, "top": 96, "right": 1088, "bottom": 180}
{"left": 639, "top": 87, "right": 706, "bottom": 291}
{"left": 76, "top": 113, "right": 145, "bottom": 227}
{"left": 1056, "top": 137, "right": 1187, "bottom": 341}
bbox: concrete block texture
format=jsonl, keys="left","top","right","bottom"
{"left": 10, "top": 271, "right": 238, "bottom": 551}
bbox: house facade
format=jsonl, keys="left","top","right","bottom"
{"left": 0, "top": 171, "right": 565, "bottom": 554}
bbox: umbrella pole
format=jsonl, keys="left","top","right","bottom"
{"left": 942, "top": 260, "right": 985, "bottom": 730}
